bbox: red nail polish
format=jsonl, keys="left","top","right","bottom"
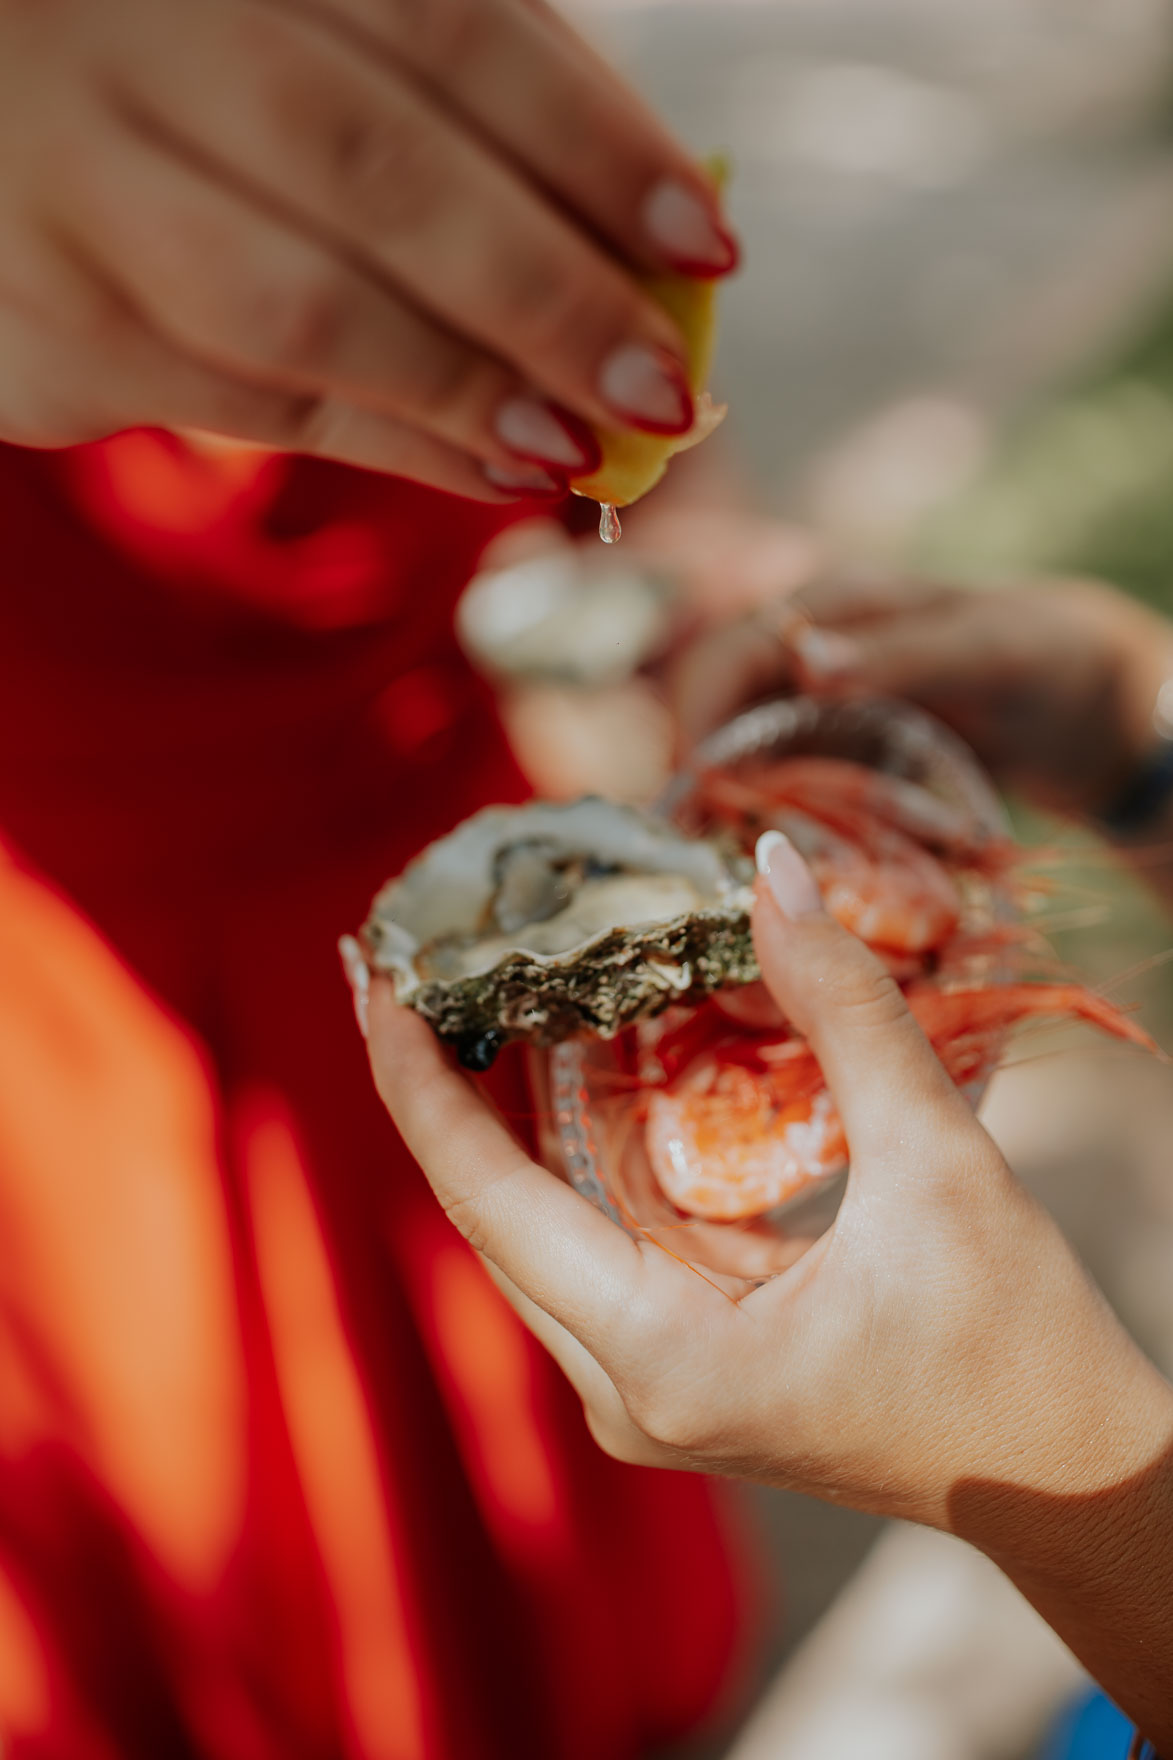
{"left": 659, "top": 228, "right": 742, "bottom": 280}
{"left": 483, "top": 461, "right": 569, "bottom": 501}
{"left": 544, "top": 406, "right": 603, "bottom": 475}
{"left": 643, "top": 178, "right": 742, "bottom": 280}
{"left": 599, "top": 343, "right": 695, "bottom": 436}
{"left": 494, "top": 396, "right": 602, "bottom": 474}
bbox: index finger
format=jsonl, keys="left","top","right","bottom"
{"left": 790, "top": 568, "right": 958, "bottom": 630}
{"left": 366, "top": 980, "right": 645, "bottom": 1350}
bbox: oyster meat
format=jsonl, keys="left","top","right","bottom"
{"left": 360, "top": 798, "right": 755, "bottom": 1068}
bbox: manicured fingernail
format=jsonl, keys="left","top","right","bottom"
{"left": 756, "top": 831, "right": 824, "bottom": 919}
{"left": 598, "top": 343, "right": 694, "bottom": 435}
{"left": 338, "top": 935, "right": 370, "bottom": 1038}
{"left": 483, "top": 460, "right": 569, "bottom": 499}
{"left": 493, "top": 395, "right": 602, "bottom": 473}
{"left": 643, "top": 178, "right": 740, "bottom": 277}
{"left": 791, "top": 626, "right": 862, "bottom": 681}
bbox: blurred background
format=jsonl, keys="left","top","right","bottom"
{"left": 591, "top": 0, "right": 1173, "bottom": 556}
{"left": 462, "top": 3, "right": 1173, "bottom": 1754}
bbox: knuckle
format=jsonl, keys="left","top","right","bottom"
{"left": 0, "top": 385, "right": 105, "bottom": 448}
{"left": 438, "top": 1190, "right": 493, "bottom": 1259}
{"left": 233, "top": 4, "right": 301, "bottom": 76}
{"left": 235, "top": 275, "right": 349, "bottom": 378}
{"left": 285, "top": 394, "right": 350, "bottom": 454}
{"left": 497, "top": 256, "right": 617, "bottom": 368}
{"left": 264, "top": 390, "right": 329, "bottom": 445}
{"left": 583, "top": 1407, "right": 644, "bottom": 1464}
{"left": 410, "top": 345, "right": 499, "bottom": 430}
{"left": 58, "top": 274, "right": 135, "bottom": 355}
{"left": 622, "top": 1374, "right": 711, "bottom": 1455}
{"left": 391, "top": 0, "right": 483, "bottom": 69}
{"left": 315, "top": 100, "right": 447, "bottom": 239}
{"left": 0, "top": 327, "right": 110, "bottom": 449}
{"left": 821, "top": 947, "right": 908, "bottom": 1030}
{"left": 434, "top": 1151, "right": 530, "bottom": 1261}
{"left": 189, "top": 375, "right": 324, "bottom": 449}
{"left": 238, "top": 13, "right": 447, "bottom": 236}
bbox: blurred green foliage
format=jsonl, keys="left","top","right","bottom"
{"left": 916, "top": 266, "right": 1173, "bottom": 1027}
{"left": 919, "top": 277, "right": 1173, "bottom": 615}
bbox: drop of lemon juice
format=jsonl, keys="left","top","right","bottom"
{"left": 598, "top": 502, "right": 622, "bottom": 545}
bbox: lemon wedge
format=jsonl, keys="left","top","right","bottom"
{"left": 572, "top": 164, "right": 730, "bottom": 511}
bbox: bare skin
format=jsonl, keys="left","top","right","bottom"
{"left": 0, "top": 0, "right": 738, "bottom": 500}
{"left": 674, "top": 570, "right": 1173, "bottom": 875}
{"left": 361, "top": 857, "right": 1173, "bottom": 1753}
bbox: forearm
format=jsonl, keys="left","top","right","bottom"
{"left": 948, "top": 1322, "right": 1173, "bottom": 1752}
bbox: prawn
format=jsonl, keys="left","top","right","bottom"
{"left": 719, "top": 756, "right": 1013, "bottom": 867}
{"left": 611, "top": 751, "right": 1160, "bottom": 1228}
{"left": 697, "top": 756, "right": 1008, "bottom": 960}
{"left": 636, "top": 982, "right": 1157, "bottom": 1223}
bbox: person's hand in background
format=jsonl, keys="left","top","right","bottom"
{"left": 0, "top": 0, "right": 737, "bottom": 500}
{"left": 674, "top": 571, "right": 1173, "bottom": 819}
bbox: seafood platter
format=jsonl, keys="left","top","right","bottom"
{"left": 357, "top": 697, "right": 1154, "bottom": 1288}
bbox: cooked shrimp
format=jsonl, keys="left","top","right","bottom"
{"left": 699, "top": 760, "right": 969, "bottom": 957}
{"left": 645, "top": 1059, "right": 844, "bottom": 1221}
{"left": 629, "top": 750, "right": 1159, "bottom": 1226}
{"left": 777, "top": 806, "right": 961, "bottom": 954}
{"left": 642, "top": 981, "right": 1155, "bottom": 1222}
{"left": 905, "top": 981, "right": 1157, "bottom": 1087}
{"left": 736, "top": 756, "right": 1012, "bottom": 867}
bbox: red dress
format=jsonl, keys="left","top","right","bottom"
{"left": 0, "top": 434, "right": 755, "bottom": 1760}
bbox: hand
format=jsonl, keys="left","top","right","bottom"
{"left": 0, "top": 0, "right": 737, "bottom": 500}
{"left": 673, "top": 570, "right": 1173, "bottom": 817}
{"left": 363, "top": 834, "right": 1157, "bottom": 1530}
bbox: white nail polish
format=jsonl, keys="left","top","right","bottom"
{"left": 597, "top": 343, "right": 693, "bottom": 432}
{"left": 494, "top": 396, "right": 590, "bottom": 469}
{"left": 642, "top": 178, "right": 738, "bottom": 272}
{"left": 483, "top": 460, "right": 566, "bottom": 496}
{"left": 755, "top": 831, "right": 824, "bottom": 919}
{"left": 792, "top": 626, "right": 861, "bottom": 680}
{"left": 338, "top": 935, "right": 370, "bottom": 1039}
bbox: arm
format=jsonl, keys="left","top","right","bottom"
{"left": 359, "top": 838, "right": 1173, "bottom": 1751}
{"left": 949, "top": 1323, "right": 1173, "bottom": 1752}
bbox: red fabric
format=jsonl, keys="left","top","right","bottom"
{"left": 0, "top": 435, "right": 756, "bottom": 1760}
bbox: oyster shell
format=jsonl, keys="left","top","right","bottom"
{"left": 360, "top": 798, "right": 755, "bottom": 1068}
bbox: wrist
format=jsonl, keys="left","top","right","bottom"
{"left": 945, "top": 1294, "right": 1173, "bottom": 1750}
{"left": 950, "top": 1338, "right": 1173, "bottom": 1564}
{"left": 838, "top": 1206, "right": 1150, "bottom": 1535}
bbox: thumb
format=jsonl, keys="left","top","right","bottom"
{"left": 751, "top": 832, "right": 970, "bottom": 1163}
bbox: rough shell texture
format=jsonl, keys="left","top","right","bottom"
{"left": 359, "top": 798, "right": 755, "bottom": 1065}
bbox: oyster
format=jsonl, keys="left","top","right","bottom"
{"left": 360, "top": 798, "right": 755, "bottom": 1069}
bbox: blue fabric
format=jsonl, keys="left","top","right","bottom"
{"left": 1040, "top": 1690, "right": 1133, "bottom": 1760}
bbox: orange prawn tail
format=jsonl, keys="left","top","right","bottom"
{"left": 907, "top": 982, "right": 1159, "bottom": 1056}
